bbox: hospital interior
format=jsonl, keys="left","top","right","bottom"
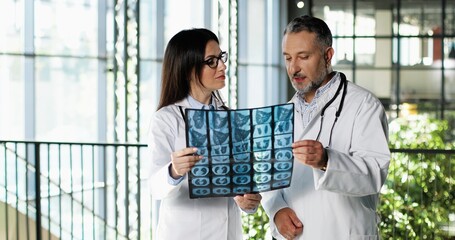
{"left": 0, "top": 0, "right": 454, "bottom": 239}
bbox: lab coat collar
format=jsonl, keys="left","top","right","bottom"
{"left": 173, "top": 94, "right": 225, "bottom": 110}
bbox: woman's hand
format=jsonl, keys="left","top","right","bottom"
{"left": 234, "top": 193, "right": 262, "bottom": 211}
{"left": 170, "top": 147, "right": 202, "bottom": 179}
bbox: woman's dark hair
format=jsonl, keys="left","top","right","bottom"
{"left": 284, "top": 15, "right": 332, "bottom": 50}
{"left": 157, "top": 28, "right": 222, "bottom": 110}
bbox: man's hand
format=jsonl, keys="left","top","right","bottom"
{"left": 292, "top": 140, "right": 328, "bottom": 169}
{"left": 274, "top": 207, "right": 303, "bottom": 240}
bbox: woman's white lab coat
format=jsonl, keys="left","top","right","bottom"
{"left": 261, "top": 75, "right": 391, "bottom": 240}
{"left": 148, "top": 97, "right": 243, "bottom": 240}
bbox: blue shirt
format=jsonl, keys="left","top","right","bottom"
{"left": 297, "top": 72, "right": 340, "bottom": 129}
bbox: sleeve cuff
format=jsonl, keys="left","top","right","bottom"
{"left": 167, "top": 165, "right": 184, "bottom": 185}
{"left": 241, "top": 207, "right": 257, "bottom": 214}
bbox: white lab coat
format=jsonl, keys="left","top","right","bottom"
{"left": 261, "top": 74, "right": 390, "bottom": 240}
{"left": 147, "top": 97, "right": 243, "bottom": 240}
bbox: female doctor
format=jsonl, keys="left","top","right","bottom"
{"left": 261, "top": 16, "right": 391, "bottom": 240}
{"left": 148, "top": 28, "right": 261, "bottom": 240}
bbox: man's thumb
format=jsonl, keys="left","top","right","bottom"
{"left": 290, "top": 213, "right": 303, "bottom": 227}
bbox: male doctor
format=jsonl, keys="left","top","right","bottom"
{"left": 261, "top": 15, "right": 390, "bottom": 240}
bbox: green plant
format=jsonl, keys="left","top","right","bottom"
{"left": 242, "top": 114, "right": 455, "bottom": 239}
{"left": 380, "top": 114, "right": 455, "bottom": 239}
{"left": 242, "top": 205, "right": 270, "bottom": 240}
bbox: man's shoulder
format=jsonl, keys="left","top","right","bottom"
{"left": 347, "top": 81, "right": 380, "bottom": 100}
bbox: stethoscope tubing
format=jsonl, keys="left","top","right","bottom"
{"left": 315, "top": 72, "right": 348, "bottom": 148}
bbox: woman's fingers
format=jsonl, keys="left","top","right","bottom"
{"left": 171, "top": 148, "right": 202, "bottom": 176}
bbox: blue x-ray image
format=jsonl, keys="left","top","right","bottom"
{"left": 188, "top": 110, "right": 207, "bottom": 129}
{"left": 274, "top": 161, "right": 292, "bottom": 171}
{"left": 211, "top": 144, "right": 230, "bottom": 156}
{"left": 192, "top": 188, "right": 210, "bottom": 196}
{"left": 253, "top": 137, "right": 272, "bottom": 151}
{"left": 212, "top": 155, "right": 230, "bottom": 164}
{"left": 253, "top": 124, "right": 272, "bottom": 138}
{"left": 185, "top": 103, "right": 295, "bottom": 199}
{"left": 254, "top": 150, "right": 271, "bottom": 161}
{"left": 233, "top": 153, "right": 250, "bottom": 162}
{"left": 231, "top": 110, "right": 250, "bottom": 128}
{"left": 192, "top": 177, "right": 210, "bottom": 187}
{"left": 213, "top": 176, "right": 230, "bottom": 186}
{"left": 191, "top": 166, "right": 209, "bottom": 177}
{"left": 195, "top": 147, "right": 208, "bottom": 157}
{"left": 274, "top": 171, "right": 292, "bottom": 181}
{"left": 253, "top": 162, "right": 272, "bottom": 173}
{"left": 253, "top": 107, "right": 272, "bottom": 125}
{"left": 275, "top": 120, "right": 293, "bottom": 135}
{"left": 213, "top": 187, "right": 231, "bottom": 195}
{"left": 273, "top": 180, "right": 291, "bottom": 188}
{"left": 233, "top": 175, "right": 251, "bottom": 185}
{"left": 212, "top": 164, "right": 230, "bottom": 175}
{"left": 232, "top": 141, "right": 250, "bottom": 154}
{"left": 233, "top": 163, "right": 251, "bottom": 174}
{"left": 253, "top": 184, "right": 271, "bottom": 192}
{"left": 253, "top": 173, "right": 272, "bottom": 184}
{"left": 210, "top": 129, "right": 229, "bottom": 145}
{"left": 188, "top": 129, "right": 207, "bottom": 147}
{"left": 232, "top": 128, "right": 250, "bottom": 143}
{"left": 275, "top": 134, "right": 293, "bottom": 149}
{"left": 275, "top": 104, "right": 294, "bottom": 121}
{"left": 195, "top": 157, "right": 208, "bottom": 166}
{"left": 275, "top": 149, "right": 293, "bottom": 161}
{"left": 233, "top": 186, "right": 251, "bottom": 194}
{"left": 209, "top": 111, "right": 229, "bottom": 129}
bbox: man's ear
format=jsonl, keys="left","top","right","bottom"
{"left": 325, "top": 47, "right": 334, "bottom": 65}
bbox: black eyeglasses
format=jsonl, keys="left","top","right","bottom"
{"left": 203, "top": 51, "right": 228, "bottom": 69}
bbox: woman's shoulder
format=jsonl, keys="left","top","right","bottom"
{"left": 152, "top": 104, "right": 182, "bottom": 123}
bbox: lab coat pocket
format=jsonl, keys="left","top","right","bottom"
{"left": 349, "top": 234, "right": 378, "bottom": 240}
{"left": 159, "top": 209, "right": 201, "bottom": 240}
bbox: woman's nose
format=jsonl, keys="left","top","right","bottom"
{"left": 218, "top": 59, "right": 227, "bottom": 70}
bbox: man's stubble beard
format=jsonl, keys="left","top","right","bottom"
{"left": 293, "top": 63, "right": 327, "bottom": 97}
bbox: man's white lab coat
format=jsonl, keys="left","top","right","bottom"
{"left": 262, "top": 75, "right": 390, "bottom": 240}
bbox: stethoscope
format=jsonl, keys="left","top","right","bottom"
{"left": 315, "top": 72, "right": 348, "bottom": 148}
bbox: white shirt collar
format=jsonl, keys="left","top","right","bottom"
{"left": 187, "top": 95, "right": 215, "bottom": 109}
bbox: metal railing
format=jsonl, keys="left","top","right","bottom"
{"left": 1, "top": 141, "right": 454, "bottom": 240}
{"left": 0, "top": 141, "right": 148, "bottom": 240}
